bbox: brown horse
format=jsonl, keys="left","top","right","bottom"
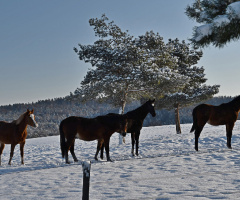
{"left": 190, "top": 96, "right": 240, "bottom": 151}
{"left": 60, "top": 114, "right": 128, "bottom": 164}
{"left": 0, "top": 109, "right": 38, "bottom": 165}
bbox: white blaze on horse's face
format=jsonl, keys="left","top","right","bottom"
{"left": 152, "top": 103, "right": 155, "bottom": 107}
{"left": 30, "top": 114, "right": 38, "bottom": 127}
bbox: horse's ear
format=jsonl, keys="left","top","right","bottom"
{"left": 27, "top": 109, "right": 30, "bottom": 113}
{"left": 31, "top": 109, "right": 34, "bottom": 113}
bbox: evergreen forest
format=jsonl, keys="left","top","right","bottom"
{"left": 0, "top": 96, "right": 235, "bottom": 138}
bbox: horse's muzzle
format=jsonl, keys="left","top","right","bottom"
{"left": 121, "top": 132, "right": 127, "bottom": 137}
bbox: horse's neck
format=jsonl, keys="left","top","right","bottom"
{"left": 13, "top": 114, "right": 28, "bottom": 133}
{"left": 127, "top": 104, "right": 149, "bottom": 120}
{"left": 230, "top": 97, "right": 240, "bottom": 112}
{"left": 17, "top": 120, "right": 28, "bottom": 135}
{"left": 234, "top": 103, "right": 240, "bottom": 112}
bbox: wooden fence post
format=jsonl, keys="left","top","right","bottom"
{"left": 82, "top": 161, "right": 91, "bottom": 200}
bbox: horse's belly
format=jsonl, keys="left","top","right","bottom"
{"left": 207, "top": 119, "right": 226, "bottom": 126}
{"left": 76, "top": 132, "right": 96, "bottom": 141}
{"left": 76, "top": 133, "right": 87, "bottom": 140}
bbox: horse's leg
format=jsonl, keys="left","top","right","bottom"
{"left": 20, "top": 142, "right": 25, "bottom": 165}
{"left": 131, "top": 132, "right": 135, "bottom": 156}
{"left": 70, "top": 140, "right": 78, "bottom": 162}
{"left": 135, "top": 131, "right": 140, "bottom": 156}
{"left": 104, "top": 138, "right": 112, "bottom": 162}
{"left": 98, "top": 141, "right": 105, "bottom": 160}
{"left": 65, "top": 137, "right": 74, "bottom": 164}
{"left": 194, "top": 126, "right": 203, "bottom": 151}
{"left": 0, "top": 143, "right": 5, "bottom": 166}
{"left": 95, "top": 140, "right": 103, "bottom": 160}
{"left": 100, "top": 144, "right": 104, "bottom": 160}
{"left": 226, "top": 123, "right": 234, "bottom": 149}
{"left": 8, "top": 144, "right": 16, "bottom": 165}
{"left": 65, "top": 149, "right": 70, "bottom": 164}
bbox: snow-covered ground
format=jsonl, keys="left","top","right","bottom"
{"left": 1, "top": 122, "right": 240, "bottom": 199}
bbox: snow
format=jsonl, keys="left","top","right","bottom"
{"left": 2, "top": 122, "right": 240, "bottom": 199}
{"left": 194, "top": 13, "right": 231, "bottom": 42}
{"left": 227, "top": 2, "right": 240, "bottom": 19}
{"left": 194, "top": 1, "right": 240, "bottom": 42}
{"left": 213, "top": 15, "right": 230, "bottom": 27}
{"left": 194, "top": 24, "right": 212, "bottom": 42}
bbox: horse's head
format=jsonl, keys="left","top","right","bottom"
{"left": 119, "top": 117, "right": 128, "bottom": 137}
{"left": 26, "top": 109, "right": 38, "bottom": 128}
{"left": 146, "top": 99, "right": 156, "bottom": 117}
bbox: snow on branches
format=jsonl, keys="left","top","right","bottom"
{"left": 186, "top": 0, "right": 240, "bottom": 47}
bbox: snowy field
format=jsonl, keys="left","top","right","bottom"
{"left": 1, "top": 122, "right": 240, "bottom": 199}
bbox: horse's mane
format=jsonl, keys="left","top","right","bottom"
{"left": 230, "top": 95, "right": 240, "bottom": 103}
{"left": 125, "top": 101, "right": 149, "bottom": 119}
{"left": 12, "top": 112, "right": 27, "bottom": 125}
{"left": 227, "top": 95, "right": 240, "bottom": 111}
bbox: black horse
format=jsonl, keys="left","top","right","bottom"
{"left": 99, "top": 99, "right": 156, "bottom": 158}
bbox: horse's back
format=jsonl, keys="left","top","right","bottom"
{"left": 193, "top": 103, "right": 238, "bottom": 126}
{"left": 61, "top": 116, "right": 104, "bottom": 141}
{"left": 0, "top": 121, "right": 15, "bottom": 131}
{"left": 192, "top": 104, "right": 212, "bottom": 126}
{"left": 0, "top": 121, "right": 16, "bottom": 144}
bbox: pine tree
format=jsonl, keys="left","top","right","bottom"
{"left": 73, "top": 15, "right": 188, "bottom": 112}
{"left": 157, "top": 39, "right": 220, "bottom": 133}
{"left": 186, "top": 0, "right": 240, "bottom": 47}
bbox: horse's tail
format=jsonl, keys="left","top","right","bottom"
{"left": 190, "top": 108, "right": 197, "bottom": 133}
{"left": 59, "top": 121, "right": 66, "bottom": 158}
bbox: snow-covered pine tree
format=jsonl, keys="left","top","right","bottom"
{"left": 157, "top": 39, "right": 220, "bottom": 134}
{"left": 73, "top": 15, "right": 188, "bottom": 113}
{"left": 134, "top": 32, "right": 189, "bottom": 98}
{"left": 186, "top": 0, "right": 240, "bottom": 47}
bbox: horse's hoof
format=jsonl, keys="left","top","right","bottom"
{"left": 107, "top": 158, "right": 113, "bottom": 162}
{"left": 94, "top": 157, "right": 98, "bottom": 161}
{"left": 195, "top": 147, "right": 198, "bottom": 151}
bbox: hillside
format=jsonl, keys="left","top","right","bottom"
{"left": 0, "top": 96, "right": 234, "bottom": 138}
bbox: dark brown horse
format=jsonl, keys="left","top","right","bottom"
{"left": 191, "top": 96, "right": 240, "bottom": 151}
{"left": 60, "top": 114, "right": 128, "bottom": 163}
{"left": 99, "top": 99, "right": 156, "bottom": 158}
{"left": 0, "top": 109, "right": 38, "bottom": 165}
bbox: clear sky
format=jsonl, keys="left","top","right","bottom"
{"left": 1, "top": 0, "right": 239, "bottom": 106}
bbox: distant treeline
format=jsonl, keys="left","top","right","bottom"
{"left": 0, "top": 96, "right": 234, "bottom": 138}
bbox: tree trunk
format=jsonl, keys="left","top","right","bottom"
{"left": 174, "top": 102, "right": 181, "bottom": 134}
{"left": 119, "top": 93, "right": 127, "bottom": 145}
{"left": 121, "top": 99, "right": 126, "bottom": 114}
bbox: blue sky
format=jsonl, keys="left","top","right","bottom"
{"left": 0, "top": 0, "right": 239, "bottom": 106}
